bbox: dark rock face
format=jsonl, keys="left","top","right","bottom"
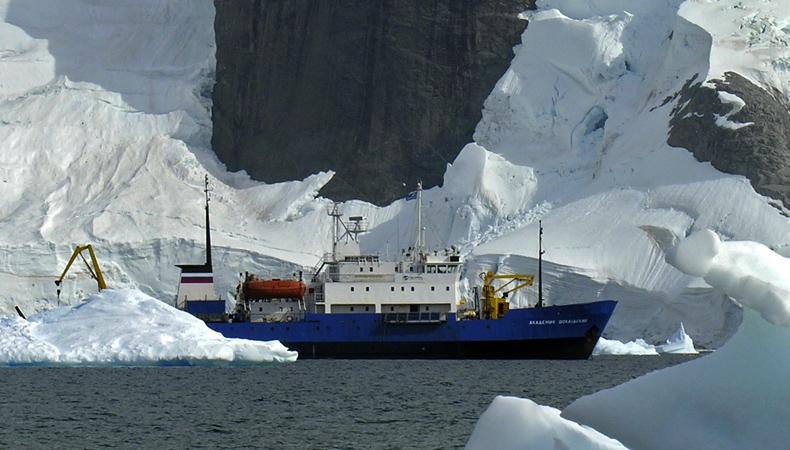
{"left": 212, "top": 0, "right": 534, "bottom": 205}
{"left": 668, "top": 72, "right": 790, "bottom": 210}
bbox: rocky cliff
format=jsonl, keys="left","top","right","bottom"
{"left": 212, "top": 0, "right": 534, "bottom": 205}
{"left": 668, "top": 72, "right": 790, "bottom": 211}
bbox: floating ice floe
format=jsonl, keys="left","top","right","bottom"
{"left": 593, "top": 337, "right": 657, "bottom": 355}
{"left": 654, "top": 322, "right": 697, "bottom": 354}
{"left": 0, "top": 289, "right": 297, "bottom": 366}
{"left": 593, "top": 323, "right": 697, "bottom": 355}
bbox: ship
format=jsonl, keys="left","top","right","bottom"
{"left": 177, "top": 176, "right": 616, "bottom": 359}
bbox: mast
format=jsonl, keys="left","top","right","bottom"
{"left": 413, "top": 182, "right": 425, "bottom": 252}
{"left": 204, "top": 174, "right": 212, "bottom": 270}
{"left": 537, "top": 220, "right": 544, "bottom": 308}
{"left": 328, "top": 203, "right": 342, "bottom": 261}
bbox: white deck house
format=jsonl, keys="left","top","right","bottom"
{"left": 307, "top": 184, "right": 463, "bottom": 320}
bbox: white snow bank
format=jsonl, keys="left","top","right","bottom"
{"left": 0, "top": 289, "right": 297, "bottom": 366}
{"left": 593, "top": 337, "right": 657, "bottom": 355}
{"left": 655, "top": 322, "right": 697, "bottom": 354}
{"left": 672, "top": 229, "right": 790, "bottom": 326}
{"left": 465, "top": 396, "right": 627, "bottom": 450}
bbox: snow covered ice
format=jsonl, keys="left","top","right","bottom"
{"left": 0, "top": 289, "right": 297, "bottom": 366}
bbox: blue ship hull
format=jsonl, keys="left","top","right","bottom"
{"left": 208, "top": 300, "right": 617, "bottom": 359}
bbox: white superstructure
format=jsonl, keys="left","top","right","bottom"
{"left": 307, "top": 184, "right": 463, "bottom": 320}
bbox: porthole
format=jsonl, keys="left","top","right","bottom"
{"left": 351, "top": 286, "right": 355, "bottom": 292}
{"left": 365, "top": 286, "right": 370, "bottom": 292}
{"left": 390, "top": 306, "right": 395, "bottom": 311}
{"left": 411, "top": 286, "right": 415, "bottom": 292}
{"left": 350, "top": 306, "right": 354, "bottom": 312}
{"left": 401, "top": 286, "right": 405, "bottom": 292}
{"left": 391, "top": 287, "right": 395, "bottom": 292}
{"left": 446, "top": 286, "right": 450, "bottom": 291}
{"left": 431, "top": 286, "right": 435, "bottom": 291}
{"left": 359, "top": 267, "right": 364, "bottom": 272}
{"left": 369, "top": 267, "right": 373, "bottom": 272}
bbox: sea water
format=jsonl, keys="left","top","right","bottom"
{"left": 0, "top": 356, "right": 699, "bottom": 449}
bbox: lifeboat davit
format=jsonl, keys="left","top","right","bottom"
{"left": 243, "top": 278, "right": 305, "bottom": 299}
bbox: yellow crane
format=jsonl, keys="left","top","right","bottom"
{"left": 480, "top": 271, "right": 534, "bottom": 320}
{"left": 55, "top": 244, "right": 107, "bottom": 301}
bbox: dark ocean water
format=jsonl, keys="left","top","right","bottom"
{"left": 0, "top": 356, "right": 700, "bottom": 449}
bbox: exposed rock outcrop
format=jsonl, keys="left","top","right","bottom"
{"left": 212, "top": 0, "right": 534, "bottom": 205}
{"left": 668, "top": 72, "right": 790, "bottom": 211}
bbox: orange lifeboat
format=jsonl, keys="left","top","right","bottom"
{"left": 243, "top": 278, "right": 305, "bottom": 299}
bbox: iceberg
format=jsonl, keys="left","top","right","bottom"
{"left": 592, "top": 337, "right": 657, "bottom": 355}
{"left": 594, "top": 323, "right": 697, "bottom": 355}
{"left": 0, "top": 289, "right": 297, "bottom": 366}
{"left": 655, "top": 323, "right": 697, "bottom": 354}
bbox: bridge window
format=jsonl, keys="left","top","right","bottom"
{"left": 425, "top": 306, "right": 429, "bottom": 311}
{"left": 350, "top": 306, "right": 354, "bottom": 311}
{"left": 427, "top": 265, "right": 436, "bottom": 274}
{"left": 390, "top": 306, "right": 395, "bottom": 311}
{"left": 365, "top": 306, "right": 370, "bottom": 311}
